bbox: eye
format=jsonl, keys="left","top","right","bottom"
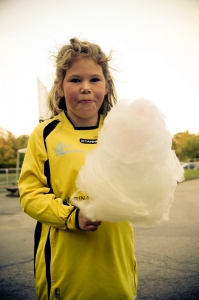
{"left": 70, "top": 78, "right": 81, "bottom": 83}
{"left": 91, "top": 78, "right": 100, "bottom": 82}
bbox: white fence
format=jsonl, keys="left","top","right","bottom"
{"left": 0, "top": 149, "right": 26, "bottom": 193}
{"left": 0, "top": 168, "right": 21, "bottom": 192}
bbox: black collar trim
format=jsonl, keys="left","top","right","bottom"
{"left": 64, "top": 112, "right": 100, "bottom": 130}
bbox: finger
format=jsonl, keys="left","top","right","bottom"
{"left": 86, "top": 225, "right": 100, "bottom": 231}
{"left": 90, "top": 220, "right": 102, "bottom": 226}
{"left": 85, "top": 220, "right": 102, "bottom": 227}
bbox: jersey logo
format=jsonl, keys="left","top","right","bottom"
{"left": 54, "top": 143, "right": 84, "bottom": 156}
{"left": 80, "top": 138, "right": 97, "bottom": 144}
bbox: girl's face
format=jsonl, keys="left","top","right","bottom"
{"left": 59, "top": 56, "right": 108, "bottom": 127}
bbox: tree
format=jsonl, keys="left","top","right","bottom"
{"left": 172, "top": 131, "right": 199, "bottom": 161}
{"left": 0, "top": 128, "right": 29, "bottom": 168}
{"left": 16, "top": 134, "right": 29, "bottom": 149}
{"left": 182, "top": 135, "right": 199, "bottom": 160}
{"left": 0, "top": 128, "right": 17, "bottom": 167}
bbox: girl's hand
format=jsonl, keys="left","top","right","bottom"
{"left": 78, "top": 210, "right": 102, "bottom": 231}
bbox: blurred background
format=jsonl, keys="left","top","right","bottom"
{"left": 0, "top": 0, "right": 199, "bottom": 137}
{"left": 0, "top": 3, "right": 199, "bottom": 299}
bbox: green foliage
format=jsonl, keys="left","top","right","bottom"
{"left": 182, "top": 135, "right": 199, "bottom": 159}
{"left": 0, "top": 127, "right": 17, "bottom": 166}
{"left": 0, "top": 127, "right": 29, "bottom": 168}
{"left": 16, "top": 134, "right": 29, "bottom": 149}
{"left": 172, "top": 131, "right": 199, "bottom": 161}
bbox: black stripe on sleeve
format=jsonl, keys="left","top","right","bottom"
{"left": 44, "top": 159, "right": 53, "bottom": 193}
{"left": 34, "top": 221, "right": 42, "bottom": 276}
{"left": 45, "top": 228, "right": 52, "bottom": 300}
{"left": 75, "top": 208, "right": 82, "bottom": 230}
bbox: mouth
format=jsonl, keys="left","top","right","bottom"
{"left": 78, "top": 99, "right": 94, "bottom": 104}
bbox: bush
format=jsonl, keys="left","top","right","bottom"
{"left": 0, "top": 162, "right": 16, "bottom": 168}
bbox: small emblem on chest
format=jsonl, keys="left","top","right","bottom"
{"left": 80, "top": 138, "right": 97, "bottom": 144}
{"left": 54, "top": 143, "right": 84, "bottom": 156}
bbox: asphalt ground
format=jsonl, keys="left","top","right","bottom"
{"left": 0, "top": 179, "right": 199, "bottom": 300}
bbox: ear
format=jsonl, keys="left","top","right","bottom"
{"left": 54, "top": 80, "right": 64, "bottom": 97}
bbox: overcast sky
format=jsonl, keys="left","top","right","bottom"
{"left": 0, "top": 0, "right": 199, "bottom": 137}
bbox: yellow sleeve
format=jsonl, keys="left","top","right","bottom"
{"left": 18, "top": 126, "right": 80, "bottom": 231}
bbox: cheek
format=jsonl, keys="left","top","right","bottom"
{"left": 64, "top": 88, "right": 77, "bottom": 101}
{"left": 96, "top": 86, "right": 107, "bottom": 101}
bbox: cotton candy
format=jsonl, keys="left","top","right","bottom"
{"left": 72, "top": 98, "right": 184, "bottom": 226}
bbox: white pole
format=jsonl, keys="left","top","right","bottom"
{"left": 16, "top": 150, "right": 20, "bottom": 182}
{"left": 5, "top": 168, "right": 8, "bottom": 187}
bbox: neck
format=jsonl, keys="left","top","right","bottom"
{"left": 65, "top": 112, "right": 99, "bottom": 128}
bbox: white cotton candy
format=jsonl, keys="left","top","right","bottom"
{"left": 72, "top": 98, "right": 184, "bottom": 226}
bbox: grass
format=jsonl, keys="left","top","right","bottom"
{"left": 184, "top": 169, "right": 199, "bottom": 180}
{"left": 0, "top": 172, "right": 18, "bottom": 184}
{"left": 0, "top": 171, "right": 19, "bottom": 192}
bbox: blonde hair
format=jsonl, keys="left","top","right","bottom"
{"left": 47, "top": 37, "right": 117, "bottom": 118}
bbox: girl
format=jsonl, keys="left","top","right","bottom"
{"left": 19, "top": 37, "right": 138, "bottom": 300}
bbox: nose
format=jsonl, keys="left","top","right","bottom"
{"left": 80, "top": 81, "right": 91, "bottom": 94}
